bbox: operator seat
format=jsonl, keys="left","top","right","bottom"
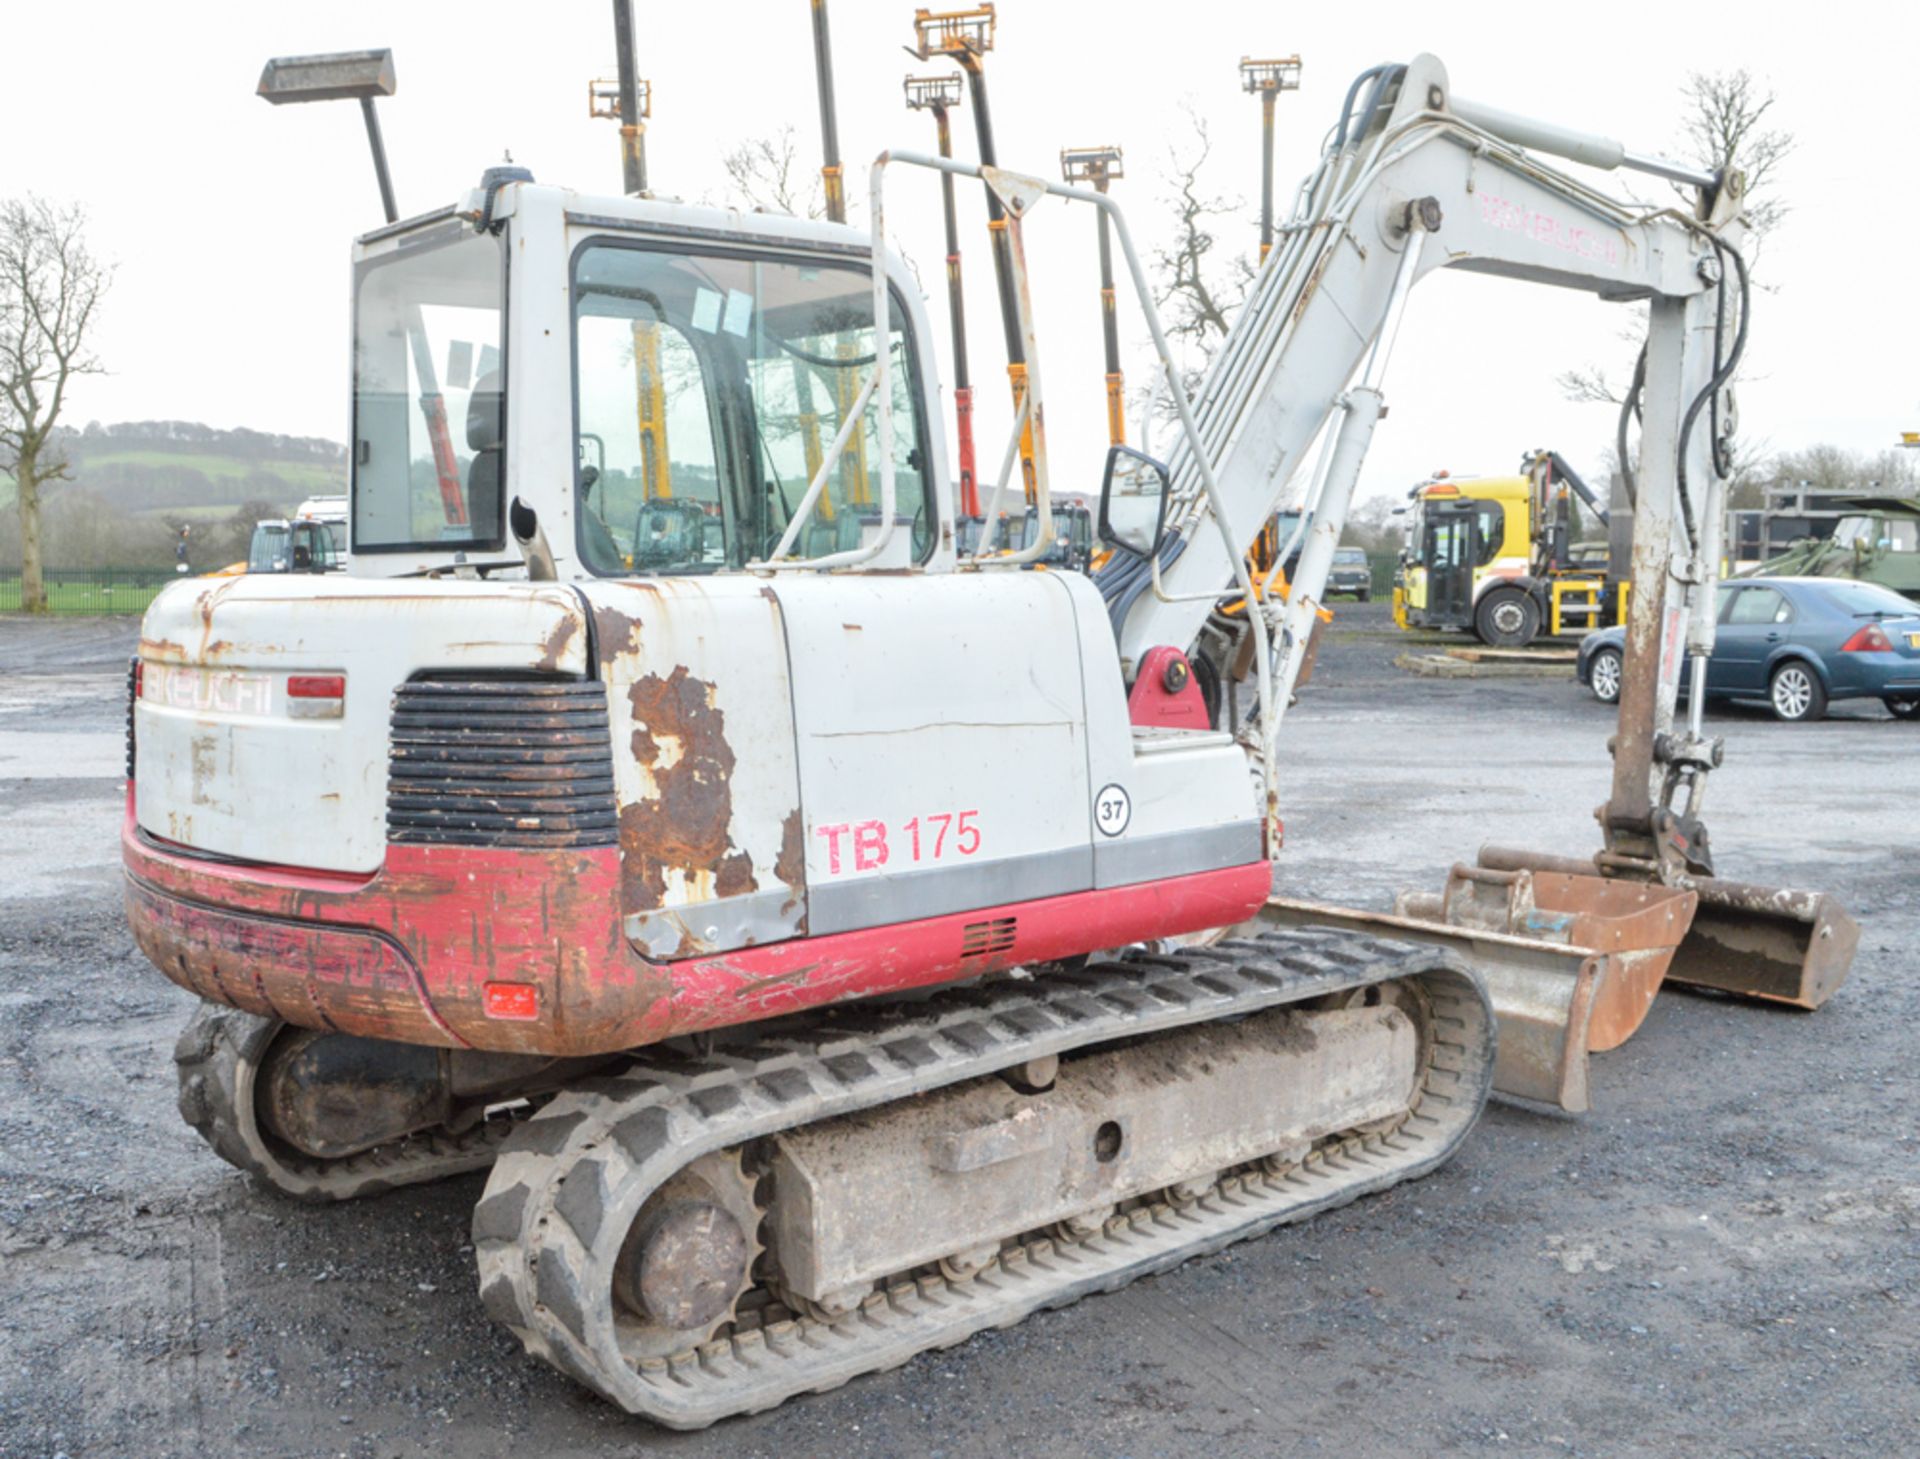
{"left": 466, "top": 371, "right": 503, "bottom": 535}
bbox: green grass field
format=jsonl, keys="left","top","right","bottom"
{"left": 78, "top": 448, "right": 343, "bottom": 492}
{"left": 0, "top": 570, "right": 180, "bottom": 614}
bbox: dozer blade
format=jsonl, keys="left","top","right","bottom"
{"left": 1262, "top": 864, "right": 1697, "bottom": 1113}
{"left": 1480, "top": 847, "right": 1858, "bottom": 1012}
{"left": 1256, "top": 896, "right": 1605, "bottom": 1112}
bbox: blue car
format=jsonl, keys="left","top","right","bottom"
{"left": 1577, "top": 576, "right": 1920, "bottom": 721}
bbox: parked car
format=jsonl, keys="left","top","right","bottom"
{"left": 1329, "top": 545, "right": 1373, "bottom": 601}
{"left": 1577, "top": 576, "right": 1920, "bottom": 721}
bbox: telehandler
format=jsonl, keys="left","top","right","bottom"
{"left": 127, "top": 49, "right": 1853, "bottom": 1426}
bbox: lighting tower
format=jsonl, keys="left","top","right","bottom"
{"left": 906, "top": 75, "right": 979, "bottom": 518}
{"left": 1061, "top": 146, "right": 1126, "bottom": 447}
{"left": 1239, "top": 55, "right": 1302, "bottom": 264}
{"left": 913, "top": 6, "right": 1037, "bottom": 502}
{"left": 593, "top": 5, "right": 671, "bottom": 499}
{"left": 809, "top": 1, "right": 848, "bottom": 223}
{"left": 258, "top": 49, "right": 467, "bottom": 528}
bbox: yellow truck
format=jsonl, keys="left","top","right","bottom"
{"left": 1393, "top": 453, "right": 1624, "bottom": 646}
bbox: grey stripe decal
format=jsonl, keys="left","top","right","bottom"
{"left": 1092, "top": 821, "right": 1264, "bottom": 891}
{"left": 629, "top": 823, "right": 1266, "bottom": 955}
{"left": 808, "top": 846, "right": 1091, "bottom": 938}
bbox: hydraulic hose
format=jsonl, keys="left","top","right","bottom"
{"left": 1673, "top": 236, "right": 1750, "bottom": 552}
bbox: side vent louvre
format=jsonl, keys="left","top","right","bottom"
{"left": 960, "top": 916, "right": 1018, "bottom": 960}
{"left": 386, "top": 679, "right": 617, "bottom": 849}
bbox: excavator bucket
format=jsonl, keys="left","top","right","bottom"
{"left": 1269, "top": 848, "right": 1859, "bottom": 1113}
{"left": 1666, "top": 877, "right": 1859, "bottom": 1006}
{"left": 1258, "top": 863, "right": 1696, "bottom": 1113}
{"left": 1478, "top": 848, "right": 1859, "bottom": 1013}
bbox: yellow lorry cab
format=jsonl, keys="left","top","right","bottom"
{"left": 1393, "top": 474, "right": 1534, "bottom": 639}
{"left": 1392, "top": 463, "right": 1626, "bottom": 647}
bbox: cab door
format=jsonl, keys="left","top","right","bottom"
{"left": 1713, "top": 584, "right": 1794, "bottom": 693}
{"left": 1423, "top": 503, "right": 1478, "bottom": 627}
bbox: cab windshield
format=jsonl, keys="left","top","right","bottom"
{"left": 351, "top": 227, "right": 506, "bottom": 554}
{"left": 571, "top": 241, "right": 929, "bottom": 573}
{"left": 1831, "top": 514, "right": 1919, "bottom": 552}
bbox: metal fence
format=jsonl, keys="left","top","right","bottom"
{"left": 0, "top": 566, "right": 185, "bottom": 614}
{"left": 1368, "top": 552, "right": 1399, "bottom": 596}
{"left": 0, "top": 556, "right": 1409, "bottom": 613}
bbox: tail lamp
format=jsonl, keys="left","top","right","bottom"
{"left": 1840, "top": 624, "right": 1893, "bottom": 654}
{"left": 288, "top": 674, "right": 347, "bottom": 719}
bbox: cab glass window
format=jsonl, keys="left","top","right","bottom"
{"left": 352, "top": 228, "right": 506, "bottom": 552}
{"left": 572, "top": 241, "right": 930, "bottom": 574}
{"left": 1475, "top": 501, "right": 1507, "bottom": 565}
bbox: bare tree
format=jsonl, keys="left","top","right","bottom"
{"left": 721, "top": 125, "right": 826, "bottom": 219}
{"left": 1, "top": 197, "right": 110, "bottom": 612}
{"left": 1150, "top": 108, "right": 1251, "bottom": 365}
{"left": 1556, "top": 69, "right": 1789, "bottom": 407}
{"left": 1677, "top": 69, "right": 1791, "bottom": 239}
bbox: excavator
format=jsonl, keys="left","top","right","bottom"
{"left": 127, "top": 51, "right": 1856, "bottom": 1428}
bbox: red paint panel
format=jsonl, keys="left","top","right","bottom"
{"left": 124, "top": 792, "right": 1270, "bottom": 1057}
{"left": 1128, "top": 645, "right": 1211, "bottom": 729}
{"left": 657, "top": 861, "right": 1272, "bottom": 1038}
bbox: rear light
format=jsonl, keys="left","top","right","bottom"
{"left": 287, "top": 674, "right": 345, "bottom": 698}
{"left": 483, "top": 982, "right": 540, "bottom": 1020}
{"left": 1840, "top": 624, "right": 1893, "bottom": 653}
{"left": 287, "top": 673, "right": 345, "bottom": 719}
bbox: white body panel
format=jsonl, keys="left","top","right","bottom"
{"left": 135, "top": 576, "right": 587, "bottom": 872}
{"left": 776, "top": 573, "right": 1092, "bottom": 935}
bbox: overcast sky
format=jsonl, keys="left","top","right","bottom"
{"left": 7, "top": 1, "right": 1917, "bottom": 505}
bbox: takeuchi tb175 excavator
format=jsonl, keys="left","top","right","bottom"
{"left": 126, "top": 52, "right": 1856, "bottom": 1427}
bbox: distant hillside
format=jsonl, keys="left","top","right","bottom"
{"left": 1, "top": 420, "right": 348, "bottom": 569}
{"left": 55, "top": 420, "right": 345, "bottom": 514}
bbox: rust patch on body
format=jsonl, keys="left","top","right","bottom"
{"left": 620, "top": 666, "right": 757, "bottom": 913}
{"left": 776, "top": 808, "right": 808, "bottom": 923}
{"left": 538, "top": 614, "right": 582, "bottom": 673}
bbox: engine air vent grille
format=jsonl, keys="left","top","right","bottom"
{"left": 386, "top": 679, "right": 617, "bottom": 849}
{"left": 960, "top": 916, "right": 1018, "bottom": 960}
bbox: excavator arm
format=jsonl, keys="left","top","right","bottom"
{"left": 1107, "top": 56, "right": 1854, "bottom": 1109}
{"left": 1112, "top": 54, "right": 1737, "bottom": 863}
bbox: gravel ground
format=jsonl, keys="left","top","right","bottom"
{"left": 1, "top": 605, "right": 1915, "bottom": 1459}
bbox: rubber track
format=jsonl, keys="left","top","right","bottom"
{"left": 174, "top": 1003, "right": 520, "bottom": 1203}
{"left": 473, "top": 926, "right": 1495, "bottom": 1428}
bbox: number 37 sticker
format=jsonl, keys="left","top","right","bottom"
{"left": 1094, "top": 784, "right": 1131, "bottom": 837}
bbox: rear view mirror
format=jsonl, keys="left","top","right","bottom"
{"left": 1098, "top": 445, "right": 1172, "bottom": 560}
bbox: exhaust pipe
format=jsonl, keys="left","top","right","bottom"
{"left": 510, "top": 497, "right": 557, "bottom": 581}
